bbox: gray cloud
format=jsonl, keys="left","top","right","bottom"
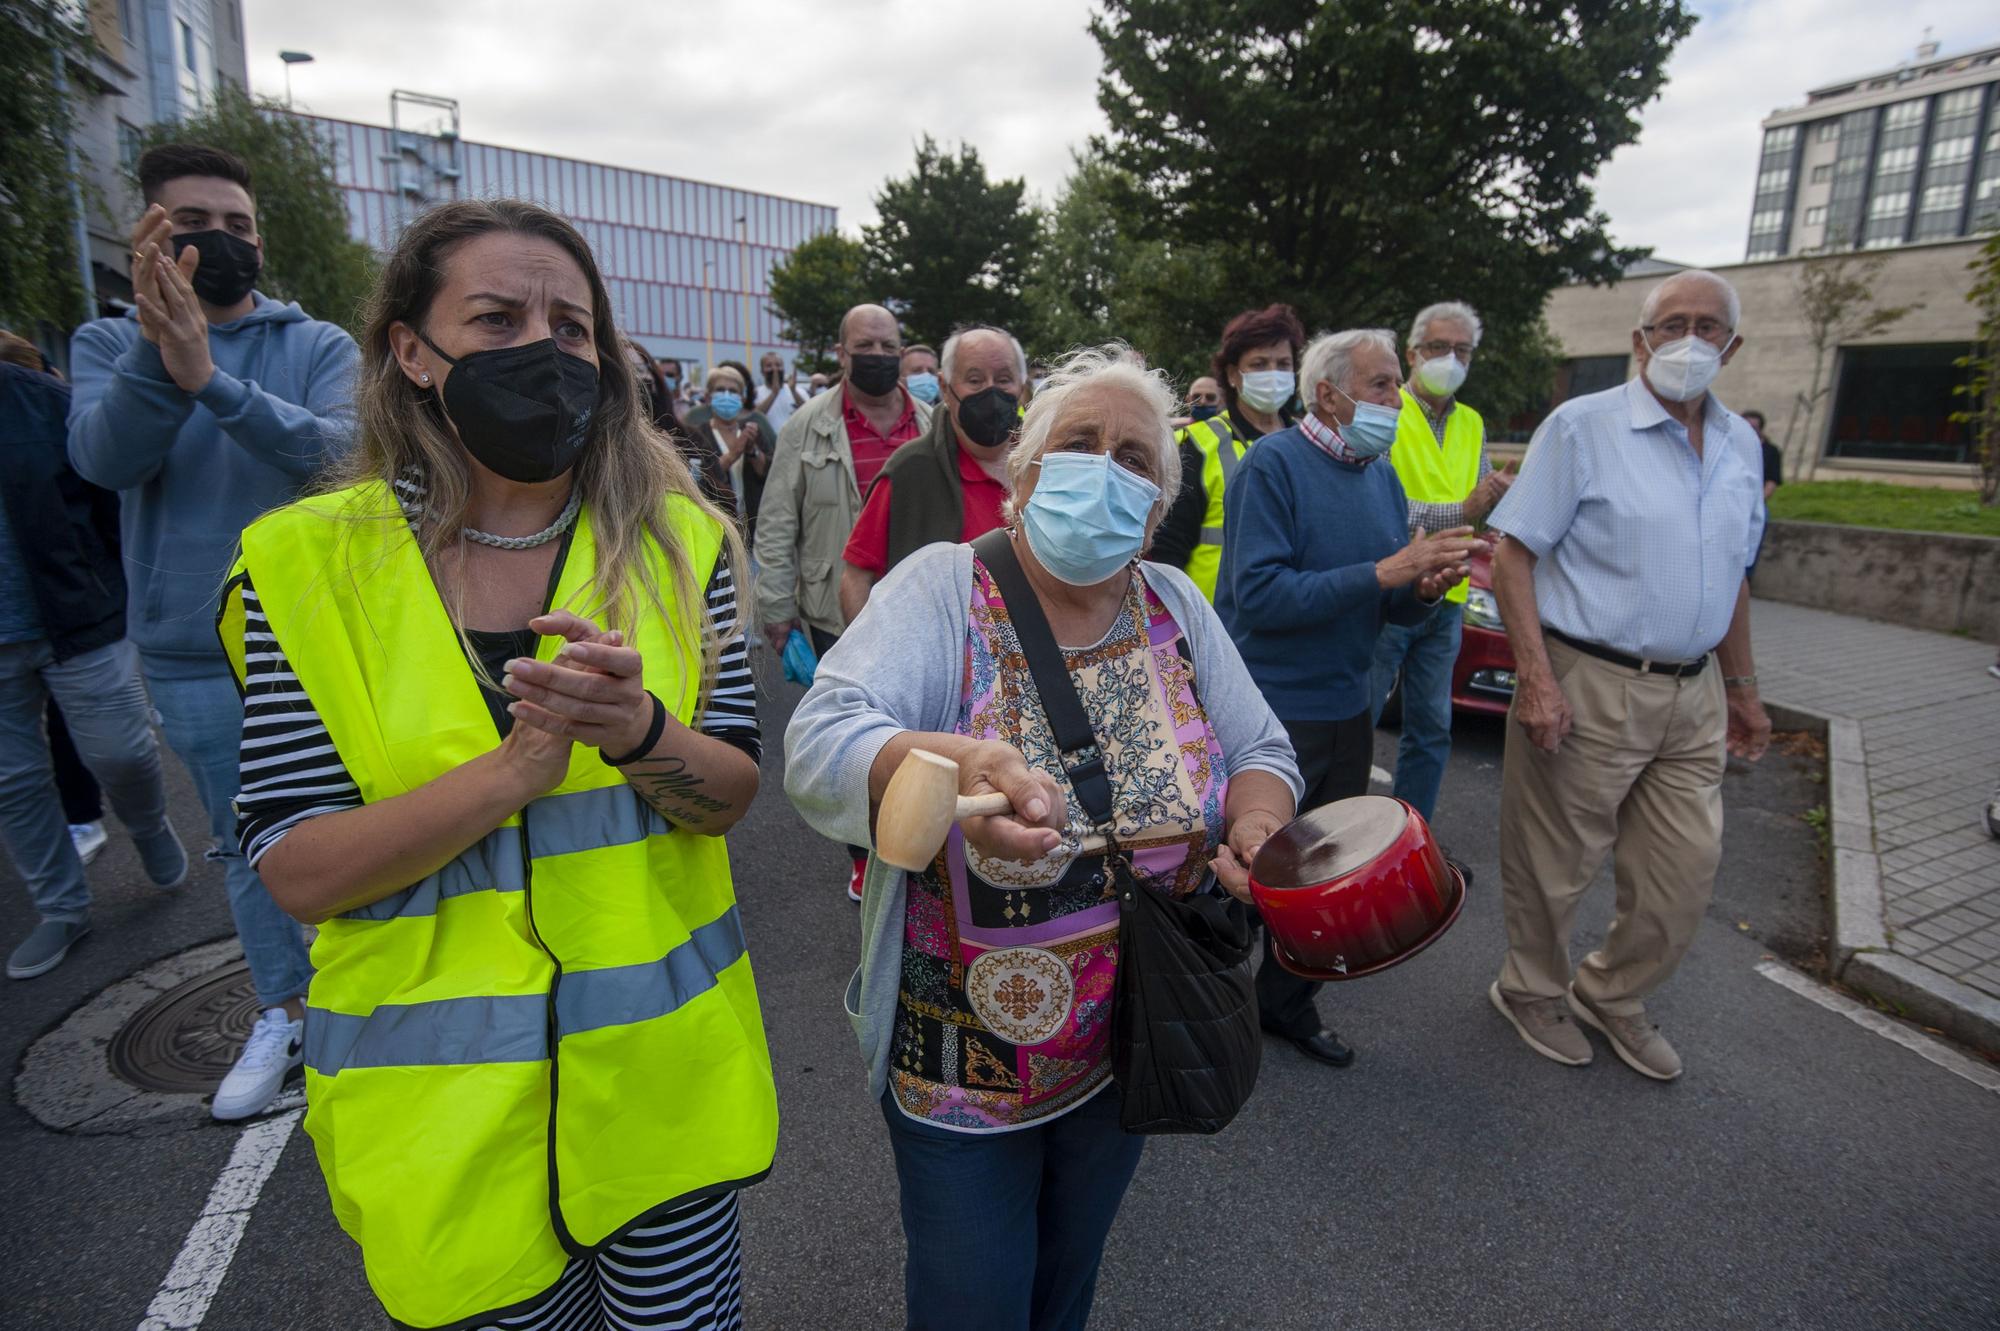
{"left": 249, "top": 0, "right": 1997, "bottom": 264}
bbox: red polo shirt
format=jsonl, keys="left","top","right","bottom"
{"left": 843, "top": 443, "right": 1011, "bottom": 576}
{"left": 843, "top": 386, "right": 922, "bottom": 493}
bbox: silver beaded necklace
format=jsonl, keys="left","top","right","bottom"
{"left": 461, "top": 488, "right": 581, "bottom": 550}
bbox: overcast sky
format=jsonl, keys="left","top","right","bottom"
{"left": 246, "top": 0, "right": 1996, "bottom": 269}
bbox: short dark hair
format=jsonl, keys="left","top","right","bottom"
{"left": 1212, "top": 304, "right": 1306, "bottom": 409}
{"left": 137, "top": 144, "right": 254, "bottom": 204}
{"left": 1742, "top": 409, "right": 1766, "bottom": 428}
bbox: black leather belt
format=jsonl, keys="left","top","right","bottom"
{"left": 1545, "top": 627, "right": 1708, "bottom": 677}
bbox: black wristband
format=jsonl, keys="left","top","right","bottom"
{"left": 602, "top": 692, "right": 667, "bottom": 767}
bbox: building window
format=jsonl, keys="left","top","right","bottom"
{"left": 1929, "top": 135, "right": 1975, "bottom": 167}
{"left": 117, "top": 0, "right": 135, "bottom": 39}
{"left": 1867, "top": 190, "right": 1910, "bottom": 219}
{"left": 1810, "top": 163, "right": 1833, "bottom": 184}
{"left": 1937, "top": 88, "right": 1981, "bottom": 117}
{"left": 1919, "top": 183, "right": 1965, "bottom": 213}
{"left": 1816, "top": 121, "right": 1840, "bottom": 143}
{"left": 1757, "top": 166, "right": 1793, "bottom": 193}
{"left": 1875, "top": 144, "right": 1920, "bottom": 174}
{"left": 1749, "top": 208, "right": 1785, "bottom": 235}
{"left": 1805, "top": 205, "right": 1827, "bottom": 226}
{"left": 1747, "top": 244, "right": 1782, "bottom": 261}
{"left": 1763, "top": 125, "right": 1799, "bottom": 152}
{"left": 117, "top": 120, "right": 143, "bottom": 174}
{"left": 1825, "top": 343, "right": 1974, "bottom": 465}
{"left": 1882, "top": 99, "right": 1926, "bottom": 129}
{"left": 181, "top": 20, "right": 196, "bottom": 72}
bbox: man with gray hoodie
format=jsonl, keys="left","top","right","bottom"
{"left": 68, "top": 144, "right": 358, "bottom": 1120}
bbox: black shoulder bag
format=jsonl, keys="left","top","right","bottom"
{"left": 971, "top": 530, "right": 1261, "bottom": 1135}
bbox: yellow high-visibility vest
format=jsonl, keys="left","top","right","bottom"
{"left": 222, "top": 480, "right": 777, "bottom": 1329}
{"left": 1178, "top": 414, "right": 1254, "bottom": 601}
{"left": 1387, "top": 389, "right": 1486, "bottom": 605}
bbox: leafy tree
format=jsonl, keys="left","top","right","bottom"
{"left": 1089, "top": 0, "right": 1693, "bottom": 393}
{"left": 1778, "top": 248, "right": 1919, "bottom": 483}
{"left": 1950, "top": 232, "right": 2000, "bottom": 507}
{"left": 0, "top": 0, "right": 93, "bottom": 334}
{"left": 864, "top": 137, "right": 1039, "bottom": 349}
{"left": 136, "top": 85, "right": 377, "bottom": 334}
{"left": 767, "top": 229, "right": 870, "bottom": 366}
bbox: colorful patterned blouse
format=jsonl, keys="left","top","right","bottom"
{"left": 888, "top": 556, "right": 1229, "bottom": 1133}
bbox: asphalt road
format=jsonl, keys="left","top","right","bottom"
{"left": 3, "top": 658, "right": 1995, "bottom": 1331}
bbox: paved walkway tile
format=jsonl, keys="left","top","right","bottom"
{"left": 1752, "top": 598, "right": 2000, "bottom": 1001}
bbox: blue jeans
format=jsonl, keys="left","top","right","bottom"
{"left": 881, "top": 1086, "right": 1145, "bottom": 1331}
{"left": 0, "top": 638, "right": 168, "bottom": 923}
{"left": 1369, "top": 601, "right": 1463, "bottom": 825}
{"left": 144, "top": 666, "right": 312, "bottom": 1009}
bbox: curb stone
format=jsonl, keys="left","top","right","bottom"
{"left": 1762, "top": 700, "right": 2000, "bottom": 1056}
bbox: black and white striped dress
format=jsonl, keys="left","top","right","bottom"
{"left": 233, "top": 515, "right": 759, "bottom": 1331}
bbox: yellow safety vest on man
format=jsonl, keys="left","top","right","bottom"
{"left": 221, "top": 480, "right": 778, "bottom": 1330}
{"left": 1179, "top": 413, "right": 1254, "bottom": 601}
{"left": 1387, "top": 388, "right": 1486, "bottom": 605}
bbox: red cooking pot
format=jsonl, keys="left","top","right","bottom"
{"left": 1248, "top": 795, "right": 1466, "bottom": 981}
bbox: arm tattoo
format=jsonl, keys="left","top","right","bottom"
{"left": 625, "top": 755, "right": 732, "bottom": 822}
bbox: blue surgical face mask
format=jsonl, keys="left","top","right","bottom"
{"left": 709, "top": 390, "right": 743, "bottom": 421}
{"left": 906, "top": 371, "right": 941, "bottom": 404}
{"left": 1189, "top": 402, "right": 1223, "bottom": 422}
{"left": 1020, "top": 451, "right": 1162, "bottom": 587}
{"left": 1237, "top": 369, "right": 1295, "bottom": 413}
{"left": 1333, "top": 386, "right": 1400, "bottom": 459}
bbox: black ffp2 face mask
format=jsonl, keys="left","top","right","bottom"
{"left": 845, "top": 351, "right": 902, "bottom": 397}
{"left": 171, "top": 229, "right": 262, "bottom": 307}
{"left": 952, "top": 385, "right": 1019, "bottom": 448}
{"left": 421, "top": 334, "right": 601, "bottom": 484}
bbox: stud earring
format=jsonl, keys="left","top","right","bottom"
{"left": 419, "top": 373, "right": 430, "bottom": 384}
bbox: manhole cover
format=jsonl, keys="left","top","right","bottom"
{"left": 107, "top": 958, "right": 262, "bottom": 1094}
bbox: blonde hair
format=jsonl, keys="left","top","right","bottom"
{"left": 323, "top": 199, "right": 746, "bottom": 712}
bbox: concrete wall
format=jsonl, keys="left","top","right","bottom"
{"left": 1755, "top": 520, "right": 2000, "bottom": 640}
{"left": 1543, "top": 239, "right": 1985, "bottom": 489}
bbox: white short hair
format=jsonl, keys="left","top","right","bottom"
{"left": 1639, "top": 270, "right": 1743, "bottom": 332}
{"left": 1299, "top": 329, "right": 1399, "bottom": 409}
{"left": 1001, "top": 344, "right": 1181, "bottom": 538}
{"left": 1408, "top": 300, "right": 1484, "bottom": 349}
{"left": 941, "top": 326, "right": 1028, "bottom": 385}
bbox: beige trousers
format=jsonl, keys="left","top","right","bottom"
{"left": 1497, "top": 636, "right": 1727, "bottom": 1016}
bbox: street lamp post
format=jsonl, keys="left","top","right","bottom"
{"left": 735, "top": 216, "right": 751, "bottom": 375}
{"left": 278, "top": 51, "right": 314, "bottom": 108}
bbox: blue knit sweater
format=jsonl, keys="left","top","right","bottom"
{"left": 1215, "top": 423, "right": 1433, "bottom": 721}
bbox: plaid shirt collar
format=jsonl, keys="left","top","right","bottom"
{"left": 1299, "top": 408, "right": 1370, "bottom": 465}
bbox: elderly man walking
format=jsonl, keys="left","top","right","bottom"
{"left": 838, "top": 324, "right": 1025, "bottom": 622}
{"left": 1486, "top": 270, "right": 1771, "bottom": 1082}
{"left": 1219, "top": 328, "right": 1482, "bottom": 1068}
{"left": 1371, "top": 300, "right": 1512, "bottom": 829}
{"left": 756, "top": 302, "right": 930, "bottom": 901}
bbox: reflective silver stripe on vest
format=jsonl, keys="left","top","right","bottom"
{"left": 340, "top": 784, "right": 670, "bottom": 921}
{"left": 305, "top": 906, "right": 748, "bottom": 1075}
{"left": 1198, "top": 420, "right": 1242, "bottom": 546}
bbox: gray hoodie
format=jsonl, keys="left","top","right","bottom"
{"left": 66, "top": 294, "right": 358, "bottom": 678}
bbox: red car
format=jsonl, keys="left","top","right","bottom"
{"left": 1450, "top": 548, "right": 1516, "bottom": 716}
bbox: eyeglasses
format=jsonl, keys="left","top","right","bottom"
{"left": 1643, "top": 318, "right": 1732, "bottom": 342}
{"left": 1415, "top": 340, "right": 1475, "bottom": 361}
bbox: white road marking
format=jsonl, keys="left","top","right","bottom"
{"left": 1754, "top": 959, "right": 2000, "bottom": 1096}
{"left": 1369, "top": 765, "right": 1392, "bottom": 787}
{"left": 136, "top": 1108, "right": 303, "bottom": 1330}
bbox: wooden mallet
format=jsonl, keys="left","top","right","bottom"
{"left": 876, "top": 749, "right": 1104, "bottom": 872}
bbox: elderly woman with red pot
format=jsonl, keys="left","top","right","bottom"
{"left": 785, "top": 345, "right": 1301, "bottom": 1331}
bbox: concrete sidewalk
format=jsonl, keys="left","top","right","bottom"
{"left": 1753, "top": 598, "right": 2000, "bottom": 1050}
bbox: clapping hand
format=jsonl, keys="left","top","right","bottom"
{"left": 502, "top": 610, "right": 655, "bottom": 759}
{"left": 130, "top": 208, "right": 215, "bottom": 394}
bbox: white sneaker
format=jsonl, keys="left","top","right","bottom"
{"left": 70, "top": 821, "right": 107, "bottom": 866}
{"left": 211, "top": 1007, "right": 304, "bottom": 1121}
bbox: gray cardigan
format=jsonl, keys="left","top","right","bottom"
{"left": 783, "top": 541, "right": 1304, "bottom": 1099}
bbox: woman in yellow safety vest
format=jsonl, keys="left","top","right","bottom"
{"left": 221, "top": 199, "right": 777, "bottom": 1330}
{"left": 1150, "top": 304, "right": 1306, "bottom": 599}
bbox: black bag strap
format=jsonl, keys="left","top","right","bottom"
{"left": 970, "top": 529, "right": 1116, "bottom": 829}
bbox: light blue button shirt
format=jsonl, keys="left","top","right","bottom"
{"left": 1489, "top": 376, "right": 1763, "bottom": 663}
